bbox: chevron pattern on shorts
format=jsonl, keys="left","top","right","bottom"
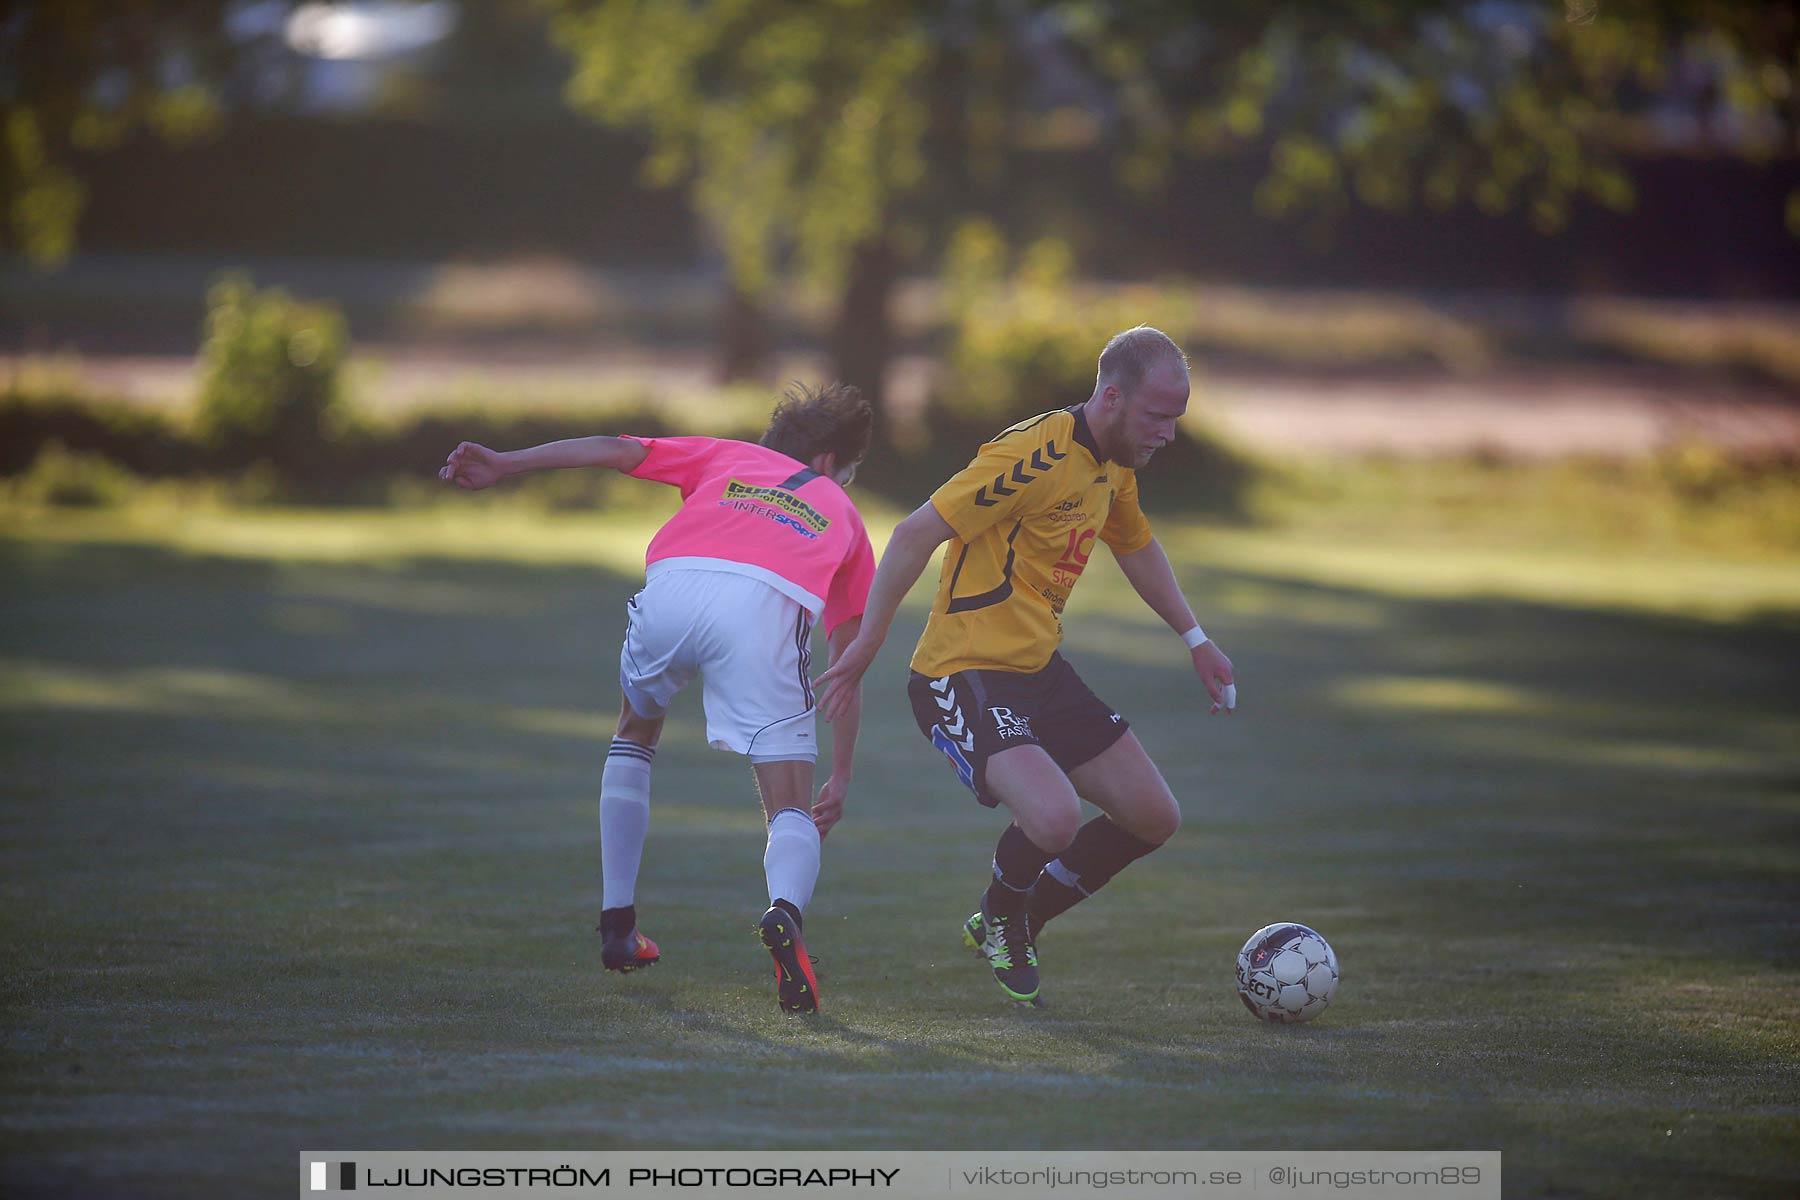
{"left": 929, "top": 674, "right": 975, "bottom": 750}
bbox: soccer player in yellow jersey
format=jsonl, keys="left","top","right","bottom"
{"left": 817, "top": 326, "right": 1236, "bottom": 1005}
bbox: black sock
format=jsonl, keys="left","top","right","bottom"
{"left": 599, "top": 904, "right": 637, "bottom": 941}
{"left": 772, "top": 897, "right": 803, "bottom": 929}
{"left": 1027, "top": 816, "right": 1161, "bottom": 928}
{"left": 984, "top": 823, "right": 1055, "bottom": 919}
{"left": 1027, "top": 873, "right": 1085, "bottom": 928}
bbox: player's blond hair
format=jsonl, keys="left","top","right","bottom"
{"left": 1096, "top": 326, "right": 1188, "bottom": 396}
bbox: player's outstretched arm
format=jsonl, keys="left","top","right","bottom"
{"left": 812, "top": 617, "right": 864, "bottom": 838}
{"left": 1114, "top": 536, "right": 1236, "bottom": 714}
{"left": 439, "top": 435, "right": 650, "bottom": 490}
{"left": 815, "top": 502, "right": 955, "bottom": 721}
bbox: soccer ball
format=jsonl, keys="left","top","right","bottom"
{"left": 1236, "top": 923, "right": 1338, "bottom": 1023}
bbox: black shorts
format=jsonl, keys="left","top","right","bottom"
{"left": 907, "top": 652, "right": 1130, "bottom": 808}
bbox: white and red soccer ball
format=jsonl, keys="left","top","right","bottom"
{"left": 1236, "top": 923, "right": 1339, "bottom": 1023}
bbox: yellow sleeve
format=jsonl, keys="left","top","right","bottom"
{"left": 929, "top": 419, "right": 1064, "bottom": 542}
{"left": 1099, "top": 469, "right": 1154, "bottom": 554}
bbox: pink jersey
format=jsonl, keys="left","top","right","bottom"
{"left": 624, "top": 435, "right": 875, "bottom": 634}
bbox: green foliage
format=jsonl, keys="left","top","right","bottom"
{"left": 194, "top": 274, "right": 350, "bottom": 480}
{"left": 1111, "top": 2, "right": 1797, "bottom": 238}
{"left": 2, "top": 363, "right": 736, "bottom": 507}
{"left": 924, "top": 223, "right": 1256, "bottom": 512}
{"left": 939, "top": 228, "right": 1120, "bottom": 421}
{"left": 543, "top": 0, "right": 1800, "bottom": 406}
{"left": 6, "top": 109, "right": 88, "bottom": 266}
{"left": 1653, "top": 444, "right": 1800, "bottom": 549}
{"left": 2, "top": 1, "right": 231, "bottom": 266}
{"left": 7, "top": 1, "right": 1798, "bottom": 278}
{"left": 0, "top": 440, "right": 140, "bottom": 508}
{"left": 0, "top": 379, "right": 195, "bottom": 477}
{"left": 551, "top": 0, "right": 928, "bottom": 296}
{"left": 545, "top": 0, "right": 1800, "bottom": 329}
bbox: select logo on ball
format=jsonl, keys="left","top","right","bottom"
{"left": 1236, "top": 922, "right": 1339, "bottom": 1023}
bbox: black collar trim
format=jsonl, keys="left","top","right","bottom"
{"left": 1067, "top": 404, "right": 1103, "bottom": 462}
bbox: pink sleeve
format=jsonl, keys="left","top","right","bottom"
{"left": 624, "top": 436, "right": 723, "bottom": 497}
{"left": 822, "top": 528, "right": 876, "bottom": 635}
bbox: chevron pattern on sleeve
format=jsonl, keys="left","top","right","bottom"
{"left": 973, "top": 438, "right": 1065, "bottom": 508}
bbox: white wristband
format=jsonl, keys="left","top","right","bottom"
{"left": 1181, "top": 625, "right": 1208, "bottom": 649}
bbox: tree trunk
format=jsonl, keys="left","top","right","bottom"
{"left": 828, "top": 233, "right": 899, "bottom": 428}
{"left": 715, "top": 282, "right": 773, "bottom": 384}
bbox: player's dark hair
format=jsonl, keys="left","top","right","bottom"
{"left": 760, "top": 381, "right": 873, "bottom": 469}
{"left": 1096, "top": 325, "right": 1188, "bottom": 396}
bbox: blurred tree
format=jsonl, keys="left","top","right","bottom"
{"left": 548, "top": 0, "right": 1797, "bottom": 405}
{"left": 549, "top": 0, "right": 929, "bottom": 393}
{"left": 0, "top": 1, "right": 248, "bottom": 267}
{"left": 1107, "top": 1, "right": 1798, "bottom": 237}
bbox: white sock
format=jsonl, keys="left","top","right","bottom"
{"left": 600, "top": 738, "right": 654, "bottom": 910}
{"left": 763, "top": 807, "right": 821, "bottom": 914}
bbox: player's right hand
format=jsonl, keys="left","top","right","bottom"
{"left": 439, "top": 441, "right": 507, "bottom": 490}
{"left": 813, "top": 775, "right": 849, "bottom": 839}
{"left": 815, "top": 637, "right": 877, "bottom": 722}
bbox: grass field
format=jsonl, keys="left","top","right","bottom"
{"left": 3, "top": 492, "right": 1798, "bottom": 1199}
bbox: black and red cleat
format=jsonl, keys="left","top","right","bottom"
{"left": 600, "top": 928, "right": 660, "bottom": 973}
{"left": 598, "top": 906, "right": 660, "bottom": 973}
{"left": 757, "top": 905, "right": 819, "bottom": 1013}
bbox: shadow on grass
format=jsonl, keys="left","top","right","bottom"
{"left": 3, "top": 535, "right": 1798, "bottom": 1195}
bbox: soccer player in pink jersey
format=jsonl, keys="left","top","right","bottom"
{"left": 439, "top": 383, "right": 876, "bottom": 1013}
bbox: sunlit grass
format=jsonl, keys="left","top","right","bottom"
{"left": 0, "top": 491, "right": 922, "bottom": 570}
{"left": 1330, "top": 675, "right": 1539, "bottom": 716}
{"left": 2, "top": 454, "right": 1797, "bottom": 1198}
{"left": 4, "top": 450, "right": 1797, "bottom": 625}
{"left": 1244, "top": 453, "right": 1800, "bottom": 556}
{"left": 1159, "top": 528, "right": 1800, "bottom": 624}
{"left": 1, "top": 502, "right": 674, "bottom": 571}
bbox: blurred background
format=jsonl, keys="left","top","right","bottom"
{"left": 5, "top": 7, "right": 1800, "bottom": 1194}
{"left": 2, "top": 0, "right": 1797, "bottom": 521}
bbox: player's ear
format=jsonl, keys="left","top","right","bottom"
{"left": 822, "top": 453, "right": 858, "bottom": 486}
{"left": 810, "top": 450, "right": 851, "bottom": 484}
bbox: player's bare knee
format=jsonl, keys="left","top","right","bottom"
{"left": 1028, "top": 808, "right": 1081, "bottom": 854}
{"left": 1115, "top": 792, "right": 1180, "bottom": 845}
{"left": 1146, "top": 798, "right": 1182, "bottom": 845}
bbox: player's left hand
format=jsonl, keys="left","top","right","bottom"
{"left": 1193, "top": 640, "right": 1236, "bottom": 714}
{"left": 813, "top": 775, "right": 849, "bottom": 839}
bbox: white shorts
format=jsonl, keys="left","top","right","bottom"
{"left": 618, "top": 567, "right": 817, "bottom": 763}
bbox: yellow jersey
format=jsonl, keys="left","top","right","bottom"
{"left": 910, "top": 406, "right": 1154, "bottom": 677}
